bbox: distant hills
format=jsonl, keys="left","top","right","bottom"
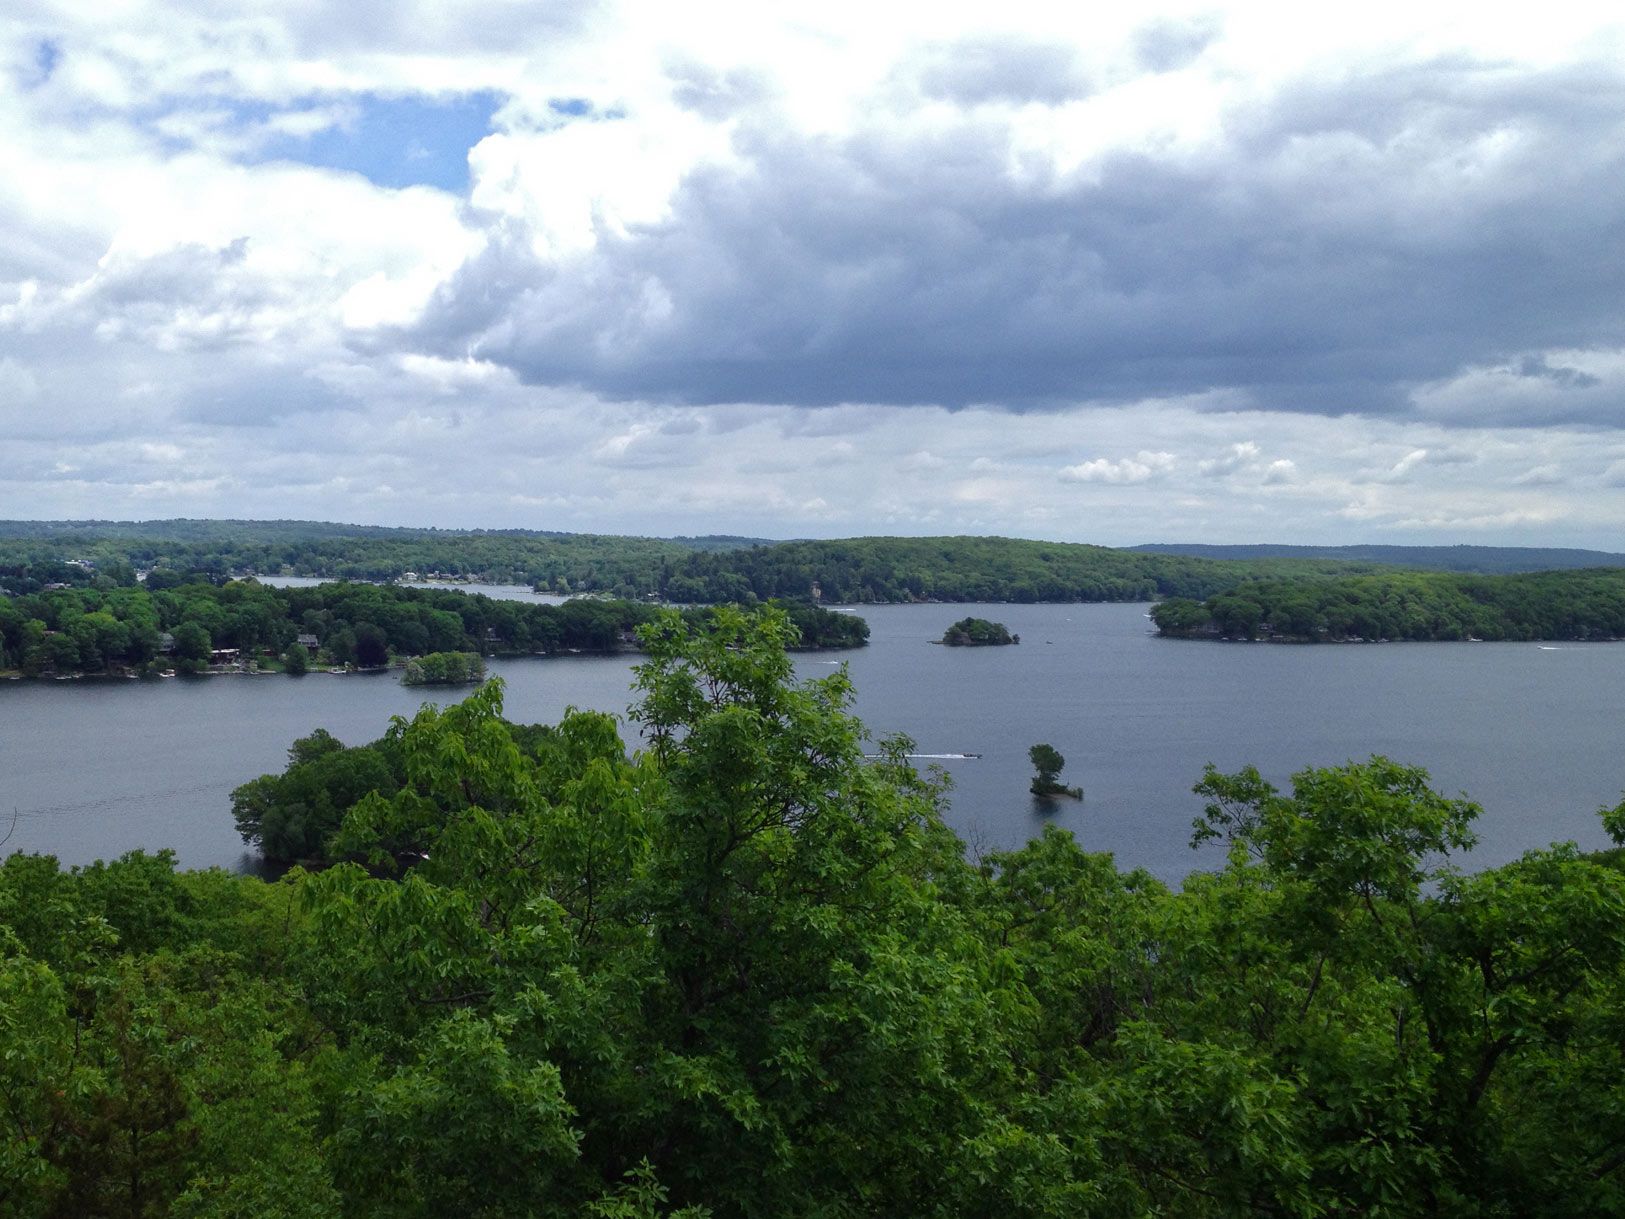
{"left": 0, "top": 518, "right": 768, "bottom": 551}
{"left": 6, "top": 518, "right": 1624, "bottom": 605}
{"left": 0, "top": 519, "right": 769, "bottom": 595}
{"left": 1129, "top": 542, "right": 1625, "bottom": 575}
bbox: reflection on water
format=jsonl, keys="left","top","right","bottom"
{"left": 3, "top": 602, "right": 1623, "bottom": 883}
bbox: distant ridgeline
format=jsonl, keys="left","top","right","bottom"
{"left": 1, "top": 520, "right": 1357, "bottom": 603}
{"left": 0, "top": 580, "right": 867, "bottom": 679}
{"left": 1152, "top": 569, "right": 1625, "bottom": 642}
{"left": 1132, "top": 541, "right": 1625, "bottom": 575}
{"left": 0, "top": 518, "right": 765, "bottom": 597}
{"left": 8, "top": 518, "right": 1625, "bottom": 608}
{"left": 648, "top": 536, "right": 1376, "bottom": 603}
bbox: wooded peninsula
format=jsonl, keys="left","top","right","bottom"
{"left": 0, "top": 580, "right": 866, "bottom": 679}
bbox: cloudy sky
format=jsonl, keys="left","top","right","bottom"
{"left": 3, "top": 2, "right": 1624, "bottom": 546}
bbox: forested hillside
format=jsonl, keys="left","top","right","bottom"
{"left": 0, "top": 519, "right": 761, "bottom": 594}
{"left": 1152, "top": 568, "right": 1625, "bottom": 642}
{"left": 656, "top": 535, "right": 1369, "bottom": 603}
{"left": 1134, "top": 541, "right": 1625, "bottom": 573}
{"left": 2, "top": 520, "right": 1363, "bottom": 603}
{"left": 4, "top": 608, "right": 1625, "bottom": 1215}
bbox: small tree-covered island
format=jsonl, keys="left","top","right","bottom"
{"left": 1028, "top": 742, "right": 1083, "bottom": 799}
{"left": 939, "top": 616, "right": 1018, "bottom": 646}
{"left": 401, "top": 651, "right": 487, "bottom": 686}
{"left": 6, "top": 605, "right": 1625, "bottom": 1215}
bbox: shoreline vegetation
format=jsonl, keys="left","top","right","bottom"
{"left": 0, "top": 579, "right": 868, "bottom": 682}
{"left": 1150, "top": 568, "right": 1625, "bottom": 643}
{"left": 10, "top": 607, "right": 1625, "bottom": 1213}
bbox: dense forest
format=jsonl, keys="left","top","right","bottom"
{"left": 1151, "top": 568, "right": 1625, "bottom": 642}
{"left": 0, "top": 581, "right": 867, "bottom": 678}
{"left": 4, "top": 607, "right": 1625, "bottom": 1216}
{"left": 646, "top": 536, "right": 1379, "bottom": 604}
{"left": 1133, "top": 541, "right": 1625, "bottom": 574}
{"left": 0, "top": 519, "right": 760, "bottom": 595}
{"left": 0, "top": 519, "right": 1387, "bottom": 603}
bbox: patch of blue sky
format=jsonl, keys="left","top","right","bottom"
{"left": 34, "top": 39, "right": 61, "bottom": 81}
{"left": 247, "top": 90, "right": 505, "bottom": 192}
{"left": 15, "top": 39, "right": 62, "bottom": 89}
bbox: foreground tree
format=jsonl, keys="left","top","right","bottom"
{"left": 293, "top": 607, "right": 1018, "bottom": 1215}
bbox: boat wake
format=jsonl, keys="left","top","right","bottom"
{"left": 867, "top": 752, "right": 982, "bottom": 760}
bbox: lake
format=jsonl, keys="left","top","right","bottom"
{"left": 4, "top": 601, "right": 1622, "bottom": 882}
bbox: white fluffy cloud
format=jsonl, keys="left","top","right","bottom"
{"left": 3, "top": 2, "right": 1625, "bottom": 544}
{"left": 1060, "top": 451, "right": 1176, "bottom": 484}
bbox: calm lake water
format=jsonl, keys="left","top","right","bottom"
{"left": 4, "top": 601, "right": 1623, "bottom": 882}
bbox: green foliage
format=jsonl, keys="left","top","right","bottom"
{"left": 655, "top": 534, "right": 1351, "bottom": 604}
{"left": 0, "top": 517, "right": 753, "bottom": 593}
{"left": 231, "top": 731, "right": 401, "bottom": 862}
{"left": 1028, "top": 743, "right": 1080, "bottom": 798}
{"left": 7, "top": 614, "right": 1625, "bottom": 1214}
{"left": 1602, "top": 794, "right": 1625, "bottom": 846}
{"left": 1133, "top": 540, "right": 1625, "bottom": 574}
{"left": 0, "top": 520, "right": 1443, "bottom": 612}
{"left": 1153, "top": 567, "right": 1625, "bottom": 642}
{"left": 1029, "top": 743, "right": 1064, "bottom": 786}
{"left": 401, "top": 650, "right": 487, "bottom": 686}
{"left": 941, "top": 616, "right": 1017, "bottom": 645}
{"left": 0, "top": 853, "right": 334, "bottom": 1218}
{"left": 1, "top": 578, "right": 872, "bottom": 680}
{"left": 0, "top": 581, "right": 654, "bottom": 679}
{"left": 1149, "top": 596, "right": 1210, "bottom": 633}
{"left": 171, "top": 620, "right": 211, "bottom": 662}
{"left": 758, "top": 598, "right": 869, "bottom": 648}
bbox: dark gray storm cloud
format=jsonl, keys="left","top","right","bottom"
{"left": 414, "top": 55, "right": 1625, "bottom": 424}
{"left": 1516, "top": 354, "right": 1599, "bottom": 390}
